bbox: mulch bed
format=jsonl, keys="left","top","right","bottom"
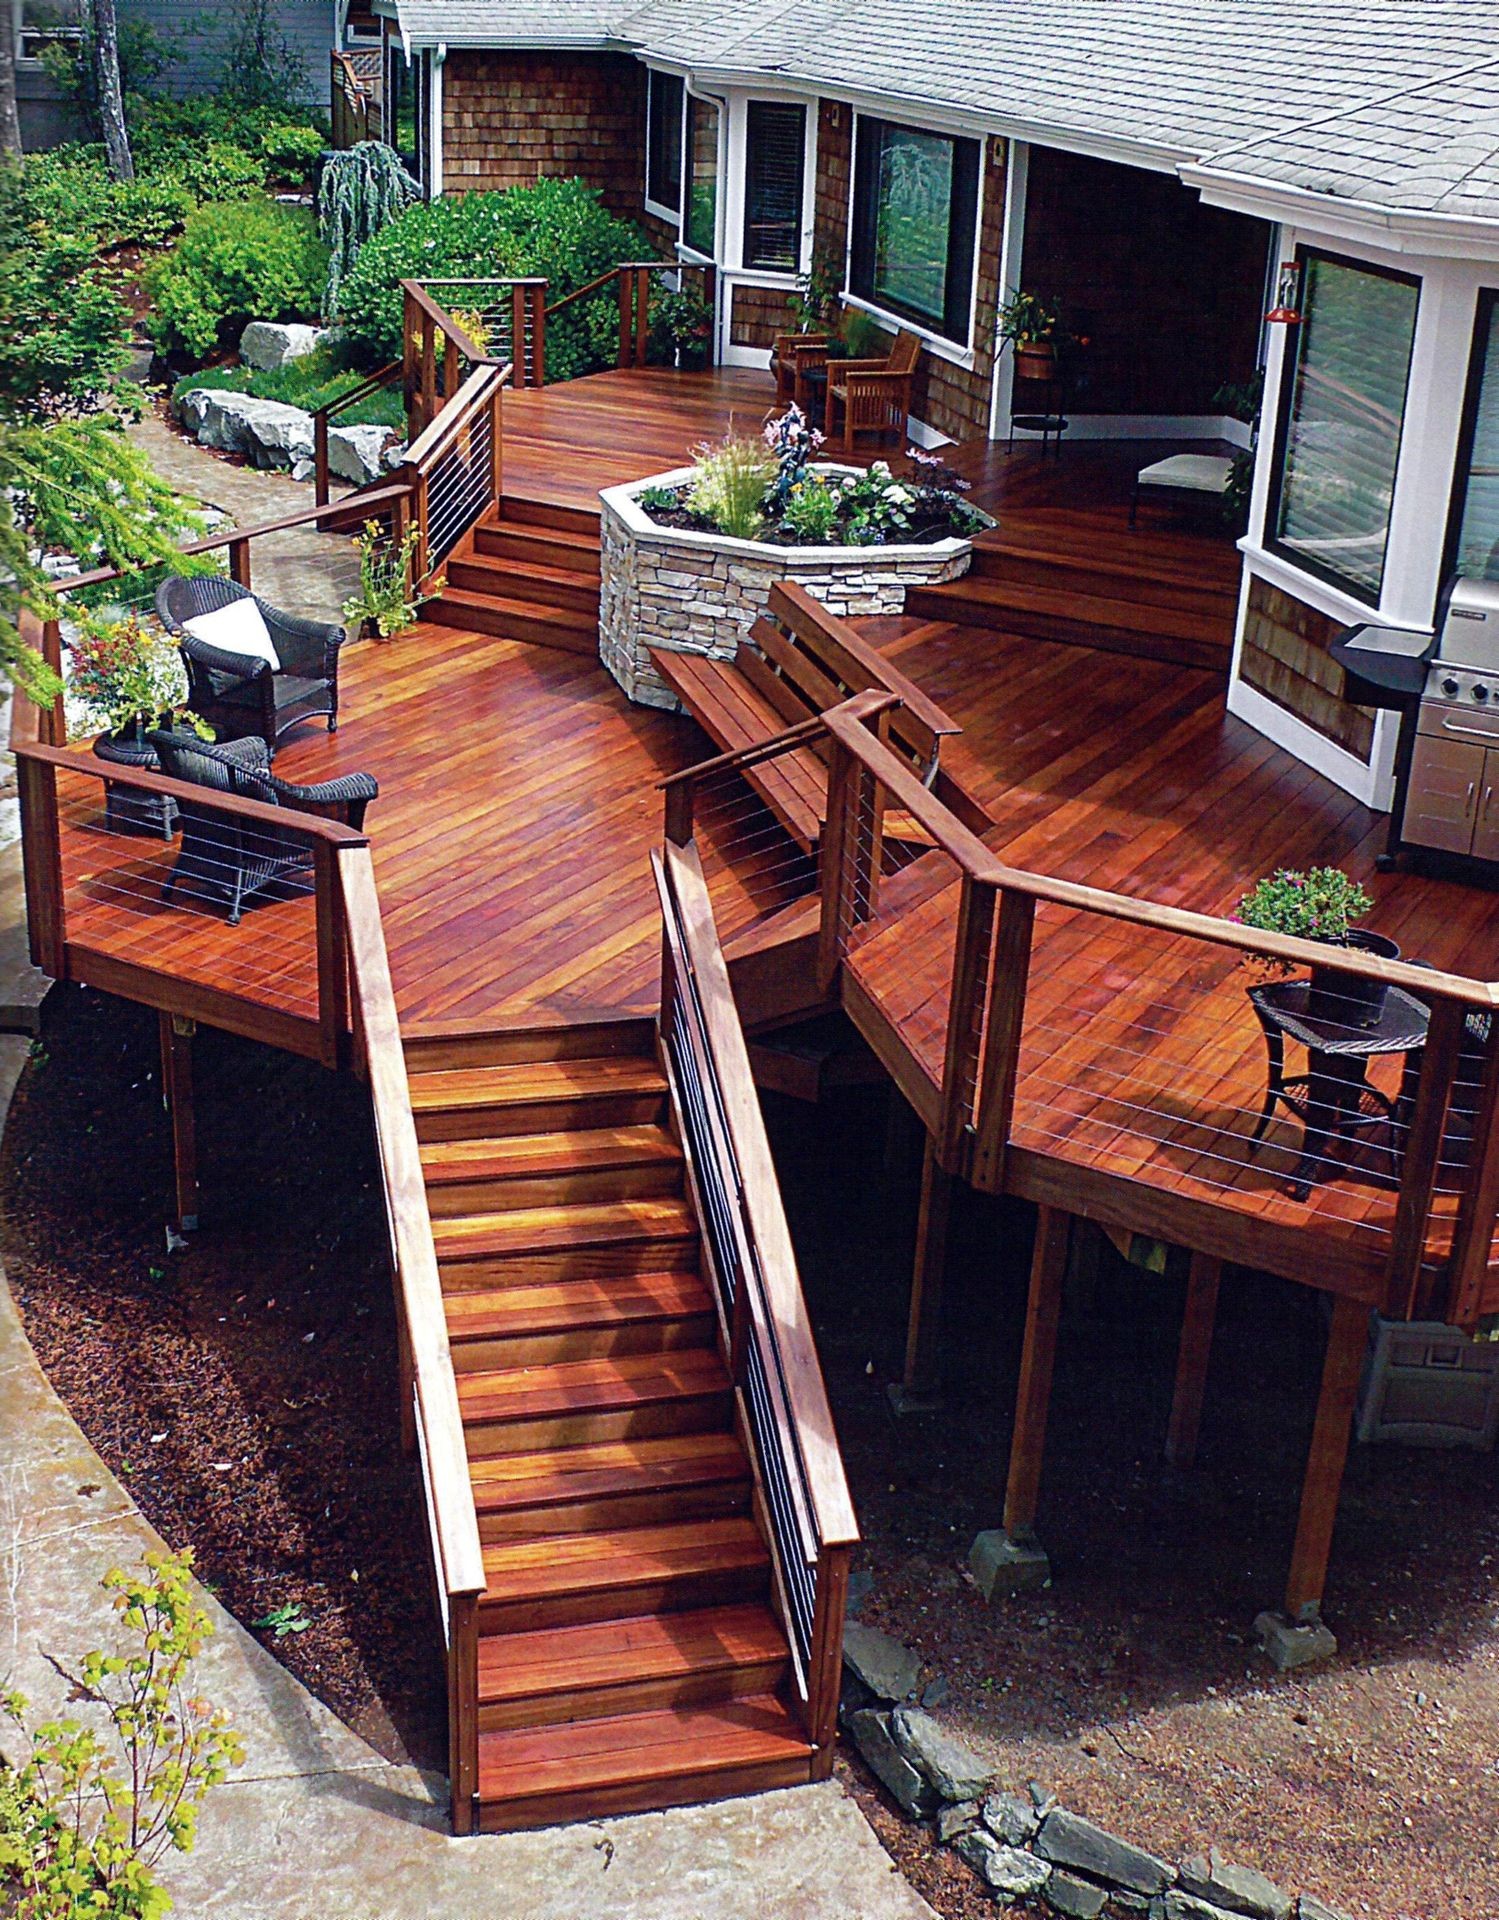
{"left": 5, "top": 996, "right": 1499, "bottom": 1917}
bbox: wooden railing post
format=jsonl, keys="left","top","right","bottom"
{"left": 447, "top": 1591, "right": 478, "bottom": 1834}
{"left": 817, "top": 738, "right": 856, "bottom": 993}
{"left": 421, "top": 313, "right": 437, "bottom": 441}
{"left": 509, "top": 283, "right": 526, "bottom": 384}
{"left": 442, "top": 329, "right": 459, "bottom": 404}
{"left": 228, "top": 538, "right": 251, "bottom": 591}
{"left": 1446, "top": 1016, "right": 1499, "bottom": 1329}
{"left": 805, "top": 1540, "right": 851, "bottom": 1765}
{"left": 617, "top": 267, "right": 632, "bottom": 369}
{"left": 664, "top": 775, "right": 694, "bottom": 847}
{"left": 937, "top": 874, "right": 998, "bottom": 1172}
{"left": 702, "top": 263, "right": 719, "bottom": 365}
{"left": 313, "top": 838, "right": 349, "bottom": 1070}
{"left": 41, "top": 617, "right": 65, "bottom": 746}
{"left": 530, "top": 283, "right": 546, "bottom": 388}
{"left": 969, "top": 887, "right": 1036, "bottom": 1192}
{"left": 402, "top": 285, "right": 420, "bottom": 437}
{"left": 314, "top": 408, "right": 331, "bottom": 507}
{"left": 410, "top": 467, "right": 431, "bottom": 584}
{"left": 1385, "top": 995, "right": 1467, "bottom": 1319}
{"left": 16, "top": 751, "right": 64, "bottom": 978}
{"left": 635, "top": 267, "right": 651, "bottom": 366}
{"left": 488, "top": 377, "right": 503, "bottom": 505}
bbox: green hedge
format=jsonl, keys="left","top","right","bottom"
{"left": 145, "top": 200, "right": 328, "bottom": 359}
{"left": 334, "top": 178, "right": 650, "bottom": 382}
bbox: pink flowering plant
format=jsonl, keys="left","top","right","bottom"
{"left": 1234, "top": 866, "right": 1373, "bottom": 972}
{"left": 762, "top": 403, "right": 824, "bottom": 507}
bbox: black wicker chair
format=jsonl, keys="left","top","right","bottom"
{"left": 155, "top": 576, "right": 346, "bottom": 753}
{"left": 148, "top": 730, "right": 378, "bottom": 925}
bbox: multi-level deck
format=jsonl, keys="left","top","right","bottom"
{"left": 15, "top": 356, "right": 1499, "bottom": 1822}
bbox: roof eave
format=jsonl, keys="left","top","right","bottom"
{"left": 1184, "top": 161, "right": 1499, "bottom": 259}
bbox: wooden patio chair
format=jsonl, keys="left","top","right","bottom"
{"left": 827, "top": 330, "right": 922, "bottom": 452}
{"left": 771, "top": 330, "right": 830, "bottom": 404}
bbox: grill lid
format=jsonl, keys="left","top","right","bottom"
{"left": 1436, "top": 575, "right": 1499, "bottom": 670}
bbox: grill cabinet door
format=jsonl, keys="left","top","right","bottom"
{"left": 1406, "top": 732, "right": 1481, "bottom": 855}
{"left": 1472, "top": 747, "right": 1499, "bottom": 863}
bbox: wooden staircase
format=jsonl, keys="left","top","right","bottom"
{"left": 421, "top": 495, "right": 601, "bottom": 655}
{"left": 403, "top": 1017, "right": 816, "bottom": 1832}
{"left": 905, "top": 525, "right": 1239, "bottom": 674}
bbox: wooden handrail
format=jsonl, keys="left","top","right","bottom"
{"left": 337, "top": 843, "right": 484, "bottom": 1830}
{"left": 542, "top": 261, "right": 674, "bottom": 320}
{"left": 400, "top": 279, "right": 490, "bottom": 370}
{"left": 404, "top": 361, "right": 509, "bottom": 473}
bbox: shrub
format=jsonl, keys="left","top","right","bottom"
{"left": 1235, "top": 867, "right": 1373, "bottom": 947}
{"left": 220, "top": 0, "right": 311, "bottom": 107}
{"left": 335, "top": 178, "right": 649, "bottom": 380}
{"left": 685, "top": 434, "right": 774, "bottom": 541}
{"left": 317, "top": 141, "right": 422, "bottom": 319}
{"left": 780, "top": 475, "right": 842, "bottom": 544}
{"left": 173, "top": 345, "right": 404, "bottom": 429}
{"left": 260, "top": 120, "right": 327, "bottom": 184}
{"left": 145, "top": 199, "right": 328, "bottom": 359}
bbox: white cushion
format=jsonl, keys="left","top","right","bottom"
{"left": 1136, "top": 454, "right": 1235, "bottom": 494}
{"left": 183, "top": 596, "right": 280, "bottom": 671}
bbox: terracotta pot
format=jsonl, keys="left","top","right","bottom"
{"left": 1014, "top": 343, "right": 1057, "bottom": 381}
{"left": 1307, "top": 928, "right": 1400, "bottom": 1028}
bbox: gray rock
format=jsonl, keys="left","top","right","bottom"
{"left": 936, "top": 1800, "right": 980, "bottom": 1844}
{"left": 1037, "top": 1809, "right": 1174, "bottom": 1896}
{"left": 890, "top": 1706, "right": 992, "bottom": 1803}
{"left": 328, "top": 422, "right": 398, "bottom": 485}
{"left": 983, "top": 1790, "right": 1040, "bottom": 1846}
{"left": 1045, "top": 1869, "right": 1110, "bottom": 1918}
{"left": 921, "top": 1675, "right": 951, "bottom": 1709}
{"left": 383, "top": 440, "right": 410, "bottom": 472}
{"left": 1179, "top": 1852, "right": 1293, "bottom": 1920}
{"left": 847, "top": 1709, "right": 937, "bottom": 1820}
{"left": 291, "top": 458, "right": 315, "bottom": 483}
{"left": 1252, "top": 1610, "right": 1338, "bottom": 1672}
{"left": 181, "top": 389, "right": 315, "bottom": 468}
{"left": 845, "top": 1567, "right": 876, "bottom": 1618}
{"left": 843, "top": 1623, "right": 922, "bottom": 1704}
{"left": 954, "top": 1830, "right": 1051, "bottom": 1900}
{"left": 1166, "top": 1895, "right": 1242, "bottom": 1920}
{"left": 239, "top": 320, "right": 326, "bottom": 371}
{"left": 1296, "top": 1900, "right": 1353, "bottom": 1920}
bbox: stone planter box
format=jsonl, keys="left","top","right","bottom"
{"left": 598, "top": 464, "right": 981, "bottom": 709}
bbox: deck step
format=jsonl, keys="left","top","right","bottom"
{"left": 444, "top": 552, "right": 600, "bottom": 615}
{"left": 444, "top": 1268, "right": 714, "bottom": 1369}
{"left": 422, "top": 1124, "right": 682, "bottom": 1213}
{"left": 969, "top": 531, "right": 1240, "bottom": 613}
{"left": 403, "top": 1017, "right": 654, "bottom": 1073}
{"left": 436, "top": 1197, "right": 700, "bottom": 1290}
{"left": 478, "top": 1515, "right": 769, "bottom": 1631}
{"left": 476, "top": 1605, "right": 789, "bottom": 1731}
{"left": 476, "top": 1694, "right": 813, "bottom": 1831}
{"left": 468, "top": 1431, "right": 749, "bottom": 1539}
{"left": 494, "top": 495, "right": 603, "bottom": 538}
{"left": 473, "top": 520, "right": 602, "bottom": 573}
{"left": 409, "top": 1056, "right": 668, "bottom": 1141}
{"left": 904, "top": 576, "right": 1232, "bottom": 673}
{"left": 459, "top": 1348, "right": 731, "bottom": 1457}
{"left": 419, "top": 586, "right": 598, "bottom": 653}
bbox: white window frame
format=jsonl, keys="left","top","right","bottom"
{"left": 678, "top": 85, "right": 727, "bottom": 265}
{"left": 843, "top": 110, "right": 986, "bottom": 370}
{"left": 644, "top": 66, "right": 687, "bottom": 229}
{"left": 15, "top": 0, "right": 82, "bottom": 64}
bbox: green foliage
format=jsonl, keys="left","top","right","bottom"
{"left": 260, "top": 121, "right": 327, "bottom": 185}
{"left": 1, "top": 1547, "right": 245, "bottom": 1919}
{"left": 39, "top": 17, "right": 178, "bottom": 135}
{"left": 0, "top": 225, "right": 132, "bottom": 413}
{"left": 1235, "top": 867, "right": 1373, "bottom": 947}
{"left": 997, "top": 287, "right": 1061, "bottom": 347}
{"left": 636, "top": 484, "right": 680, "bottom": 513}
{"left": 173, "top": 346, "right": 404, "bottom": 429}
{"left": 316, "top": 141, "right": 422, "bottom": 321}
{"left": 335, "top": 179, "right": 649, "bottom": 381}
{"left": 685, "top": 434, "right": 774, "bottom": 541}
{"left": 342, "top": 521, "right": 441, "bottom": 638}
{"left": 145, "top": 200, "right": 328, "bottom": 360}
{"left": 64, "top": 613, "right": 198, "bottom": 740}
{"left": 649, "top": 286, "right": 712, "bottom": 363}
{"left": 129, "top": 96, "right": 327, "bottom": 189}
{"left": 219, "top": 0, "right": 311, "bottom": 107}
{"left": 251, "top": 1603, "right": 311, "bottom": 1640}
{"left": 780, "top": 475, "right": 842, "bottom": 544}
{"left": 836, "top": 309, "right": 886, "bottom": 360}
{"left": 789, "top": 248, "right": 842, "bottom": 332}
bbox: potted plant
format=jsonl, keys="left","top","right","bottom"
{"left": 342, "top": 519, "right": 443, "bottom": 640}
{"left": 788, "top": 250, "right": 841, "bottom": 334}
{"left": 651, "top": 286, "right": 714, "bottom": 371}
{"left": 999, "top": 288, "right": 1062, "bottom": 380}
{"left": 1235, "top": 866, "right": 1398, "bottom": 1026}
{"left": 67, "top": 614, "right": 205, "bottom": 746}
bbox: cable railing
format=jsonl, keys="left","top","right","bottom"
{"left": 399, "top": 360, "right": 508, "bottom": 580}
{"left": 544, "top": 259, "right": 719, "bottom": 379}
{"left": 652, "top": 835, "right": 856, "bottom": 1765}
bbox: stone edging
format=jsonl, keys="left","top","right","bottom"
{"left": 843, "top": 1626, "right": 1350, "bottom": 1920}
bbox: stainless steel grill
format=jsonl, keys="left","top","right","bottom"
{"left": 1407, "top": 577, "right": 1499, "bottom": 861}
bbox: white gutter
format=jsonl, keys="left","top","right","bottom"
{"left": 1182, "top": 161, "right": 1499, "bottom": 260}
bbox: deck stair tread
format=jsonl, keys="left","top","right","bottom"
{"left": 445, "top": 1269, "right": 713, "bottom": 1339}
{"left": 433, "top": 1195, "right": 698, "bottom": 1261}
{"left": 456, "top": 1348, "right": 728, "bottom": 1424}
{"left": 467, "top": 1432, "right": 748, "bottom": 1513}
{"left": 421, "top": 1123, "right": 681, "bottom": 1182}
{"left": 476, "top": 1606, "right": 788, "bottom": 1705}
{"left": 408, "top": 1057, "right": 667, "bottom": 1106}
{"left": 480, "top": 1517, "right": 768, "bottom": 1605}
{"left": 475, "top": 1694, "right": 812, "bottom": 1817}
{"left": 971, "top": 531, "right": 1239, "bottom": 606}
{"left": 444, "top": 551, "right": 600, "bottom": 611}
{"left": 914, "top": 572, "right": 1226, "bottom": 647}
{"left": 418, "top": 586, "right": 598, "bottom": 651}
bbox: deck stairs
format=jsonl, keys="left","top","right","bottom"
{"left": 402, "top": 1017, "right": 815, "bottom": 1831}
{"left": 421, "top": 495, "right": 601, "bottom": 655}
{"left": 904, "top": 524, "right": 1239, "bottom": 674}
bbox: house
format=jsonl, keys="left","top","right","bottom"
{"left": 15, "top": 0, "right": 1499, "bottom": 1845}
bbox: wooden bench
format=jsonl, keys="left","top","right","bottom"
{"left": 651, "top": 581, "right": 983, "bottom": 857}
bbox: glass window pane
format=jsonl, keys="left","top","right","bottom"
{"left": 685, "top": 96, "right": 720, "bottom": 257}
{"left": 1274, "top": 253, "right": 1419, "bottom": 602}
{"left": 647, "top": 72, "right": 683, "bottom": 214}
{"left": 743, "top": 102, "right": 805, "bottom": 272}
{"left": 872, "top": 127, "right": 952, "bottom": 329}
{"left": 1455, "top": 298, "right": 1499, "bottom": 581}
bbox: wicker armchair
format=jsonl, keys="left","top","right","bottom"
{"left": 827, "top": 329, "right": 922, "bottom": 452}
{"left": 156, "top": 575, "right": 346, "bottom": 753}
{"left": 148, "top": 729, "right": 377, "bottom": 925}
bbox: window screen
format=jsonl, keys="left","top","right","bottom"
{"left": 684, "top": 95, "right": 720, "bottom": 257}
{"left": 850, "top": 118, "right": 980, "bottom": 344}
{"left": 743, "top": 102, "right": 806, "bottom": 272}
{"left": 647, "top": 71, "right": 684, "bottom": 214}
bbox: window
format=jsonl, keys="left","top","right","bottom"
{"left": 647, "top": 70, "right": 684, "bottom": 216}
{"left": 683, "top": 94, "right": 720, "bottom": 257}
{"left": 1269, "top": 250, "right": 1420, "bottom": 604}
{"left": 1449, "top": 292, "right": 1499, "bottom": 582}
{"left": 18, "top": 0, "right": 81, "bottom": 62}
{"left": 743, "top": 101, "right": 805, "bottom": 272}
{"left": 849, "top": 117, "right": 980, "bottom": 345}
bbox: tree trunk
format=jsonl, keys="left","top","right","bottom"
{"left": 0, "top": 0, "right": 23, "bottom": 157}
{"left": 92, "top": 0, "right": 133, "bottom": 181}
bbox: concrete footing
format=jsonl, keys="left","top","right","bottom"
{"left": 886, "top": 1381, "right": 944, "bottom": 1418}
{"left": 1253, "top": 1608, "right": 1338, "bottom": 1671}
{"left": 969, "top": 1528, "right": 1051, "bottom": 1599}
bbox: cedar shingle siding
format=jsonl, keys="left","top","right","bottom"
{"left": 443, "top": 50, "right": 647, "bottom": 221}
{"left": 1241, "top": 576, "right": 1376, "bottom": 763}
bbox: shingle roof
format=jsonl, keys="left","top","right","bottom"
{"left": 391, "top": 0, "right": 1499, "bottom": 222}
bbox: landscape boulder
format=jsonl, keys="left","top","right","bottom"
{"left": 983, "top": 1789, "right": 1041, "bottom": 1847}
{"left": 179, "top": 390, "right": 314, "bottom": 469}
{"left": 327, "top": 423, "right": 399, "bottom": 485}
{"left": 954, "top": 1829, "right": 1052, "bottom": 1900}
{"left": 239, "top": 321, "right": 326, "bottom": 371}
{"left": 1179, "top": 1851, "right": 1293, "bottom": 1920}
{"left": 1036, "top": 1808, "right": 1174, "bottom": 1897}
{"left": 843, "top": 1622, "right": 922, "bottom": 1704}
{"left": 1045, "top": 1869, "right": 1110, "bottom": 1918}
{"left": 847, "top": 1708, "right": 936, "bottom": 1819}
{"left": 890, "top": 1705, "right": 992, "bottom": 1802}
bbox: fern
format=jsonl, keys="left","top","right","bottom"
{"left": 316, "top": 141, "right": 421, "bottom": 321}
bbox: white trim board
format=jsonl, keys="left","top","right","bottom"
{"left": 1226, "top": 674, "right": 1398, "bottom": 811}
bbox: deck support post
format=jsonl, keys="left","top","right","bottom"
{"left": 1165, "top": 1251, "right": 1221, "bottom": 1469}
{"left": 970, "top": 1203, "right": 1070, "bottom": 1599}
{"left": 1254, "top": 1291, "right": 1368, "bottom": 1669}
{"left": 889, "top": 1137, "right": 952, "bottom": 1415}
{"left": 159, "top": 1011, "right": 199, "bottom": 1233}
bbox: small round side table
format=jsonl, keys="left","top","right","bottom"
{"left": 1247, "top": 979, "right": 1430, "bottom": 1201}
{"left": 91, "top": 730, "right": 178, "bottom": 841}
